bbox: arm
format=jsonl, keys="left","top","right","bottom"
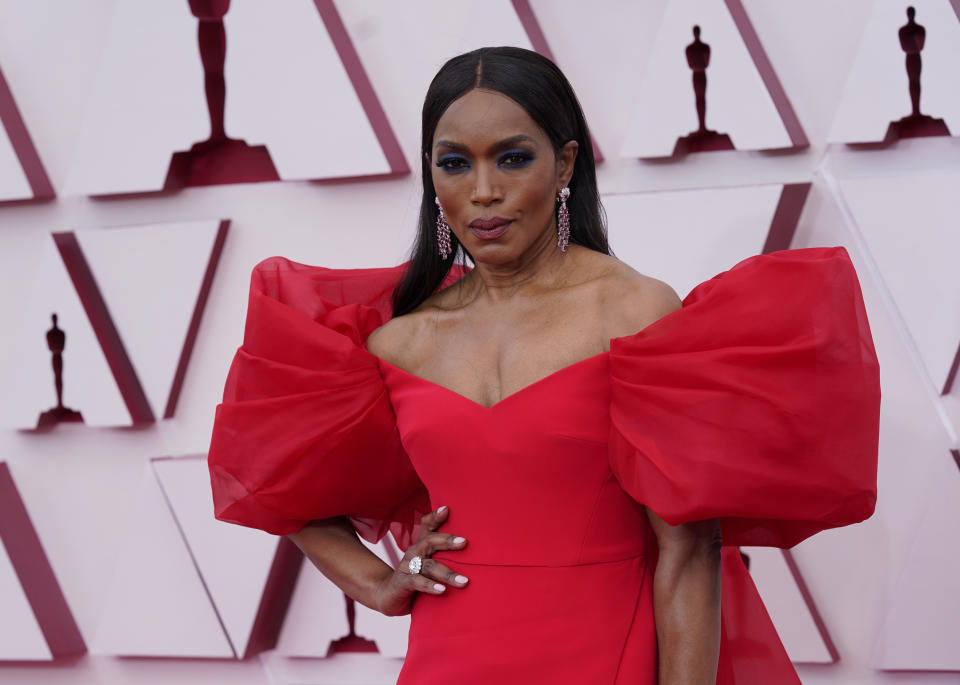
{"left": 287, "top": 507, "right": 469, "bottom": 617}
{"left": 287, "top": 516, "right": 394, "bottom": 612}
{"left": 646, "top": 508, "right": 722, "bottom": 684}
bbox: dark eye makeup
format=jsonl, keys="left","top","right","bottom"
{"left": 434, "top": 148, "right": 535, "bottom": 173}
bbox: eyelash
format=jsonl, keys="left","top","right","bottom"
{"left": 435, "top": 150, "right": 534, "bottom": 172}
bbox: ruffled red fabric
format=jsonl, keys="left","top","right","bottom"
{"left": 207, "top": 256, "right": 466, "bottom": 548}
{"left": 609, "top": 245, "right": 880, "bottom": 548}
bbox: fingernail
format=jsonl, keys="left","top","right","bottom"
{"left": 433, "top": 583, "right": 445, "bottom": 592}
{"left": 437, "top": 505, "right": 447, "bottom": 514}
{"left": 452, "top": 536, "right": 466, "bottom": 544}
{"left": 454, "top": 574, "right": 469, "bottom": 584}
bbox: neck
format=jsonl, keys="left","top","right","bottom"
{"left": 463, "top": 225, "right": 570, "bottom": 304}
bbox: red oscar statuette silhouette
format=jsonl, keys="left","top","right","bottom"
{"left": 673, "top": 25, "right": 734, "bottom": 156}
{"left": 165, "top": 0, "right": 280, "bottom": 188}
{"left": 37, "top": 313, "right": 84, "bottom": 429}
{"left": 884, "top": 5, "right": 951, "bottom": 143}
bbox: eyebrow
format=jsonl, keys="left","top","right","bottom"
{"left": 434, "top": 134, "right": 538, "bottom": 154}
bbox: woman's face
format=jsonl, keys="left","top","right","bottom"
{"left": 429, "top": 88, "right": 577, "bottom": 265}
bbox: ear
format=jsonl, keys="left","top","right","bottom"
{"left": 556, "top": 140, "right": 578, "bottom": 191}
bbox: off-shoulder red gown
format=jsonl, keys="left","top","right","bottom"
{"left": 207, "top": 246, "right": 880, "bottom": 684}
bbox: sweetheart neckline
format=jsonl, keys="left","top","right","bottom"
{"left": 375, "top": 350, "right": 610, "bottom": 410}
{"left": 364, "top": 298, "right": 689, "bottom": 411}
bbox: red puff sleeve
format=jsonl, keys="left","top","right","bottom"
{"left": 207, "top": 256, "right": 465, "bottom": 549}
{"left": 609, "top": 246, "right": 880, "bottom": 548}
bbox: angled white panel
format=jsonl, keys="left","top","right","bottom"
{"left": 152, "top": 456, "right": 276, "bottom": 658}
{"left": 276, "top": 557, "right": 350, "bottom": 657}
{"left": 0, "top": 117, "right": 31, "bottom": 201}
{"left": 741, "top": 547, "right": 833, "bottom": 663}
{"left": 603, "top": 184, "right": 783, "bottom": 298}
{"left": 92, "top": 465, "right": 232, "bottom": 657}
{"left": 353, "top": 538, "right": 411, "bottom": 658}
{"left": 454, "top": 0, "right": 533, "bottom": 53}
{"left": 0, "top": 537, "right": 50, "bottom": 661}
{"left": 74, "top": 220, "right": 220, "bottom": 419}
{"left": 224, "top": 1, "right": 389, "bottom": 180}
{"left": 64, "top": 2, "right": 207, "bottom": 195}
{"left": 837, "top": 171, "right": 960, "bottom": 390}
{"left": 262, "top": 649, "right": 403, "bottom": 685}
{"left": 871, "top": 457, "right": 960, "bottom": 670}
{"left": 0, "top": 234, "right": 127, "bottom": 429}
{"left": 621, "top": 0, "right": 791, "bottom": 157}
{"left": 828, "top": 0, "right": 960, "bottom": 143}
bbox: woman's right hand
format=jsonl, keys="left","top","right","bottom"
{"left": 372, "top": 505, "right": 469, "bottom": 616}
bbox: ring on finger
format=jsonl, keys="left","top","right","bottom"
{"left": 408, "top": 555, "right": 423, "bottom": 575}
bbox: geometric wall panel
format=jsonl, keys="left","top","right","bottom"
{"left": 65, "top": 0, "right": 405, "bottom": 196}
{"left": 91, "top": 463, "right": 235, "bottom": 657}
{"left": 836, "top": 171, "right": 960, "bottom": 394}
{"left": 0, "top": 537, "right": 50, "bottom": 661}
{"left": 0, "top": 63, "right": 54, "bottom": 203}
{"left": 1, "top": 233, "right": 125, "bottom": 429}
{"left": 604, "top": 183, "right": 806, "bottom": 298}
{"left": 450, "top": 0, "right": 533, "bottom": 54}
{"left": 93, "top": 456, "right": 300, "bottom": 659}
{"left": 870, "top": 451, "right": 960, "bottom": 671}
{"left": 152, "top": 456, "right": 299, "bottom": 659}
{"left": 1, "top": 219, "right": 227, "bottom": 429}
{"left": 261, "top": 649, "right": 403, "bottom": 685}
{"left": 742, "top": 547, "right": 838, "bottom": 664}
{"left": 621, "top": 0, "right": 805, "bottom": 158}
{"left": 0, "top": 462, "right": 84, "bottom": 660}
{"left": 73, "top": 219, "right": 227, "bottom": 420}
{"left": 275, "top": 557, "right": 351, "bottom": 658}
{"left": 828, "top": 0, "right": 960, "bottom": 145}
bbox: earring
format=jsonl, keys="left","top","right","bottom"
{"left": 435, "top": 196, "right": 452, "bottom": 260}
{"left": 557, "top": 186, "right": 571, "bottom": 252}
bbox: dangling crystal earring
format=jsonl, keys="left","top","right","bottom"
{"left": 556, "top": 186, "right": 571, "bottom": 252}
{"left": 435, "top": 196, "right": 452, "bottom": 260}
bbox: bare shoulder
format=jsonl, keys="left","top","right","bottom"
{"left": 367, "top": 312, "right": 425, "bottom": 368}
{"left": 366, "top": 274, "right": 470, "bottom": 367}
{"left": 588, "top": 254, "right": 682, "bottom": 340}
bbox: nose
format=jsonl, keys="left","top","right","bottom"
{"left": 470, "top": 164, "right": 502, "bottom": 206}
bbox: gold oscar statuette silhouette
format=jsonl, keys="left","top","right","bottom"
{"left": 37, "top": 313, "right": 84, "bottom": 428}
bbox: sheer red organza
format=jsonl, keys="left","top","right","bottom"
{"left": 609, "top": 246, "right": 880, "bottom": 548}
{"left": 209, "top": 247, "right": 879, "bottom": 549}
{"left": 207, "top": 258, "right": 467, "bottom": 548}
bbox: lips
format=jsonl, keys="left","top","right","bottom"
{"left": 469, "top": 217, "right": 512, "bottom": 230}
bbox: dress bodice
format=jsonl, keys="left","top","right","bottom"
{"left": 379, "top": 352, "right": 651, "bottom": 567}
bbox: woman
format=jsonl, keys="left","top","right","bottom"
{"left": 207, "top": 47, "right": 880, "bottom": 683}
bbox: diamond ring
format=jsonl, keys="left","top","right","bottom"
{"left": 408, "top": 555, "right": 423, "bottom": 575}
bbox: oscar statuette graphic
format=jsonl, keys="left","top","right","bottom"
{"left": 884, "top": 5, "right": 951, "bottom": 143}
{"left": 164, "top": 0, "right": 280, "bottom": 188}
{"left": 36, "top": 313, "right": 83, "bottom": 428}
{"left": 673, "top": 25, "right": 734, "bottom": 156}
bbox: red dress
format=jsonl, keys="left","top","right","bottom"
{"left": 207, "top": 246, "right": 880, "bottom": 684}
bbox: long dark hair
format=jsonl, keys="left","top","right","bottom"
{"left": 391, "top": 46, "right": 610, "bottom": 317}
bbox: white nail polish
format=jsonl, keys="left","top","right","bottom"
{"left": 455, "top": 575, "right": 469, "bottom": 584}
{"left": 434, "top": 583, "right": 445, "bottom": 592}
{"left": 452, "top": 536, "right": 466, "bottom": 544}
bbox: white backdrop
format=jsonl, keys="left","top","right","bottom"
{"left": 0, "top": 1, "right": 958, "bottom": 683}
